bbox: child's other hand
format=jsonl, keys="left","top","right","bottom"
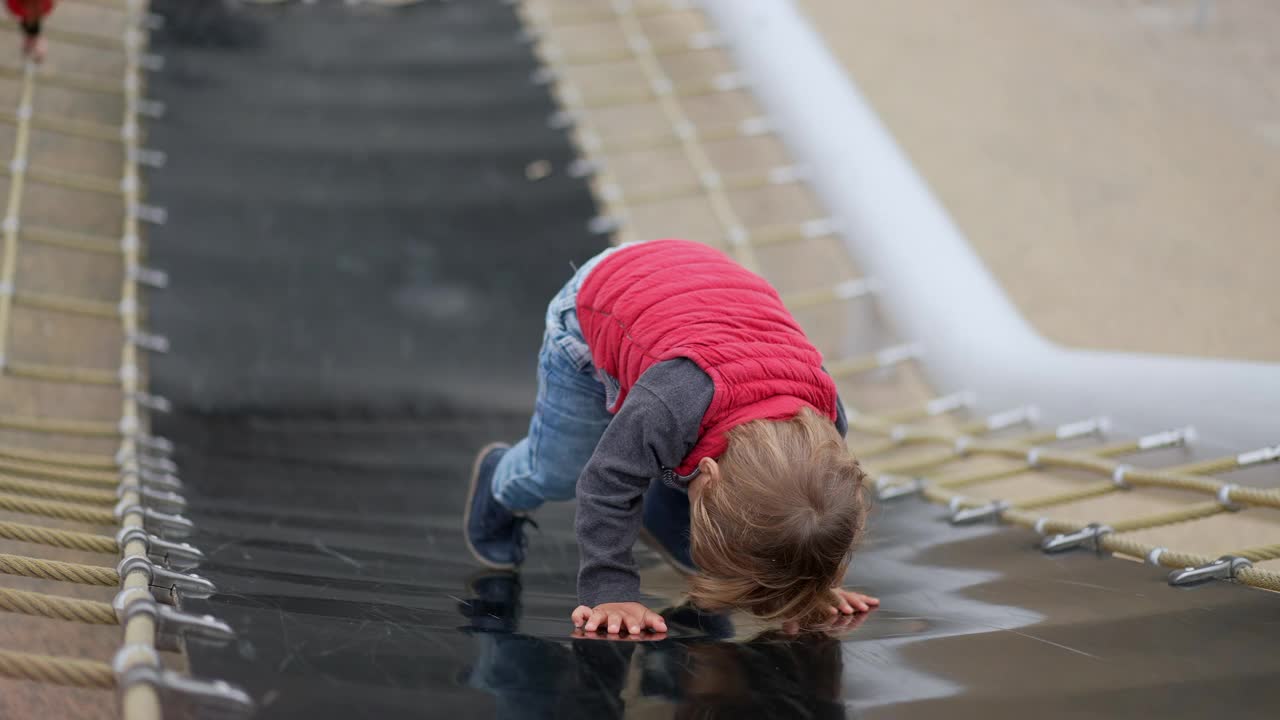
{"left": 830, "top": 588, "right": 879, "bottom": 614}
{"left": 572, "top": 602, "right": 668, "bottom": 635}
{"left": 780, "top": 588, "right": 879, "bottom": 635}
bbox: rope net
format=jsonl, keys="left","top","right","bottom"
{"left": 0, "top": 1, "right": 246, "bottom": 718}
{"left": 515, "top": 0, "right": 1280, "bottom": 594}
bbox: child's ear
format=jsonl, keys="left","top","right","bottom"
{"left": 697, "top": 457, "right": 720, "bottom": 483}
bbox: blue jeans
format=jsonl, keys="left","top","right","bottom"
{"left": 492, "top": 250, "right": 618, "bottom": 511}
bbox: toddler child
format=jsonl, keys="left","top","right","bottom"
{"left": 463, "top": 239, "right": 877, "bottom": 634}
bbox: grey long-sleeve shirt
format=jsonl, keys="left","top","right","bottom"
{"left": 574, "top": 358, "right": 847, "bottom": 606}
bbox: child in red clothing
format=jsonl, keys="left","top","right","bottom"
{"left": 464, "top": 240, "right": 878, "bottom": 634}
{"left": 7, "top": 0, "right": 53, "bottom": 62}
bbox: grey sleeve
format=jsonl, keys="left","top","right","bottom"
{"left": 575, "top": 359, "right": 712, "bottom": 606}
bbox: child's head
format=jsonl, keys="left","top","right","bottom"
{"left": 687, "top": 406, "right": 868, "bottom": 626}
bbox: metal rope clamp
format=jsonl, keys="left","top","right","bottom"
{"left": 135, "top": 433, "right": 176, "bottom": 455}
{"left": 126, "top": 264, "right": 170, "bottom": 290}
{"left": 118, "top": 555, "right": 217, "bottom": 602}
{"left": 875, "top": 474, "right": 926, "bottom": 501}
{"left": 122, "top": 467, "right": 184, "bottom": 493}
{"left": 119, "top": 423, "right": 176, "bottom": 456}
{"left": 117, "top": 447, "right": 178, "bottom": 475}
{"left": 1040, "top": 523, "right": 1113, "bottom": 554}
{"left": 1167, "top": 555, "right": 1253, "bottom": 587}
{"left": 114, "top": 499, "right": 194, "bottom": 539}
{"left": 113, "top": 643, "right": 254, "bottom": 718}
{"left": 1216, "top": 483, "right": 1242, "bottom": 512}
{"left": 117, "top": 527, "right": 205, "bottom": 571}
{"left": 127, "top": 330, "right": 171, "bottom": 354}
{"left": 127, "top": 390, "right": 173, "bottom": 414}
{"left": 114, "top": 586, "right": 234, "bottom": 650}
{"left": 116, "top": 479, "right": 187, "bottom": 515}
{"left": 950, "top": 499, "right": 1010, "bottom": 525}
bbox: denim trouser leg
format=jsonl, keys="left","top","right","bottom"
{"left": 491, "top": 258, "right": 616, "bottom": 512}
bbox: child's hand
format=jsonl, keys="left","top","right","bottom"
{"left": 572, "top": 602, "right": 668, "bottom": 635}
{"left": 830, "top": 588, "right": 879, "bottom": 614}
{"left": 781, "top": 588, "right": 879, "bottom": 635}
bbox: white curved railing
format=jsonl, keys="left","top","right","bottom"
{"left": 700, "top": 0, "right": 1279, "bottom": 452}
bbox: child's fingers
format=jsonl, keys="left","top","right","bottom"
{"left": 847, "top": 592, "right": 872, "bottom": 612}
{"left": 641, "top": 609, "right": 667, "bottom": 633}
{"left": 835, "top": 596, "right": 854, "bottom": 614}
{"left": 571, "top": 605, "right": 592, "bottom": 628}
{"left": 835, "top": 588, "right": 878, "bottom": 612}
{"left": 607, "top": 612, "right": 623, "bottom": 635}
{"left": 584, "top": 608, "right": 608, "bottom": 633}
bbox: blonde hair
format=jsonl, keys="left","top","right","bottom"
{"left": 688, "top": 406, "right": 868, "bottom": 627}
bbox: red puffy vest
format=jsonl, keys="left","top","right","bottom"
{"left": 576, "top": 239, "right": 839, "bottom": 474}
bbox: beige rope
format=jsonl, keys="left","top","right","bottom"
{"left": 860, "top": 416, "right": 1059, "bottom": 472}
{"left": 0, "top": 520, "right": 116, "bottom": 554}
{"left": 0, "top": 586, "right": 117, "bottom": 624}
{"left": 858, "top": 401, "right": 1280, "bottom": 514}
{"left": 4, "top": 360, "right": 121, "bottom": 386}
{"left": 748, "top": 218, "right": 836, "bottom": 247}
{"left": 117, "top": 15, "right": 168, "bottom": 718}
{"left": 31, "top": 112, "right": 127, "bottom": 144}
{"left": 1101, "top": 536, "right": 1280, "bottom": 593}
{"left": 0, "top": 492, "right": 116, "bottom": 525}
{"left": 1235, "top": 544, "right": 1280, "bottom": 563}
{"left": 0, "top": 63, "right": 34, "bottom": 366}
{"left": 0, "top": 457, "right": 120, "bottom": 486}
{"left": 25, "top": 165, "right": 126, "bottom": 196}
{"left": 0, "top": 649, "right": 115, "bottom": 690}
{"left": 11, "top": 289, "right": 120, "bottom": 319}
{"left": 782, "top": 284, "right": 872, "bottom": 313}
{"left": 0, "top": 444, "right": 117, "bottom": 470}
{"left": 0, "top": 414, "right": 120, "bottom": 437}
{"left": 920, "top": 436, "right": 1149, "bottom": 491}
{"left": 605, "top": 165, "right": 792, "bottom": 209}
{"left": 1109, "top": 502, "right": 1227, "bottom": 533}
{"left": 526, "top": 1, "right": 683, "bottom": 27}
{"left": 1015, "top": 482, "right": 1119, "bottom": 511}
{"left": 609, "top": 0, "right": 762, "bottom": 271}
{"left": 20, "top": 223, "right": 123, "bottom": 255}
{"left": 0, "top": 474, "right": 115, "bottom": 505}
{"left": 0, "top": 552, "right": 119, "bottom": 586}
{"left": 586, "top": 118, "right": 770, "bottom": 156}
{"left": 546, "top": 37, "right": 714, "bottom": 67}
{"left": 826, "top": 353, "right": 888, "bottom": 378}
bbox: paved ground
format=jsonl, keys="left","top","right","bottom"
{"left": 795, "top": 0, "right": 1280, "bottom": 362}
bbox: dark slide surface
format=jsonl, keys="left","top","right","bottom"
{"left": 145, "top": 2, "right": 1280, "bottom": 719}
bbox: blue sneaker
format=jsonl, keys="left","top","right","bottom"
{"left": 638, "top": 476, "right": 697, "bottom": 576}
{"left": 463, "top": 443, "right": 532, "bottom": 570}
